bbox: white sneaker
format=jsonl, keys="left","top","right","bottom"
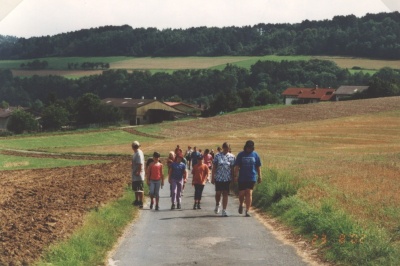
{"left": 222, "top": 209, "right": 228, "bottom": 217}
{"left": 214, "top": 204, "right": 220, "bottom": 214}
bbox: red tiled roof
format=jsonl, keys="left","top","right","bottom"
{"left": 282, "top": 88, "right": 335, "bottom": 101}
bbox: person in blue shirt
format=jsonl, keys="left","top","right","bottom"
{"left": 168, "top": 154, "right": 187, "bottom": 210}
{"left": 234, "top": 140, "right": 262, "bottom": 217}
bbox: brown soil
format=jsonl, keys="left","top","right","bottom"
{"left": 0, "top": 154, "right": 131, "bottom": 266}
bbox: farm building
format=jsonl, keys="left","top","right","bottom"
{"left": 102, "top": 98, "right": 183, "bottom": 125}
{"left": 334, "top": 85, "right": 369, "bottom": 101}
{"left": 282, "top": 87, "right": 336, "bottom": 105}
{"left": 164, "top": 102, "right": 202, "bottom": 116}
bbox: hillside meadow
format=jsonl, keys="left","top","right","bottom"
{"left": 2, "top": 55, "right": 399, "bottom": 78}
{"left": 0, "top": 97, "right": 399, "bottom": 265}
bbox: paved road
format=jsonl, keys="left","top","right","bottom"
{"left": 109, "top": 171, "right": 309, "bottom": 266}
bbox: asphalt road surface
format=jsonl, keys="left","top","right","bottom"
{"left": 109, "top": 170, "right": 310, "bottom": 266}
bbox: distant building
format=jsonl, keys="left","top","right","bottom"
{"left": 102, "top": 98, "right": 183, "bottom": 125}
{"left": 335, "top": 86, "right": 369, "bottom": 101}
{"left": 282, "top": 87, "right": 336, "bottom": 105}
{"left": 164, "top": 102, "right": 202, "bottom": 116}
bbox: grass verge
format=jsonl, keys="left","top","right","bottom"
{"left": 253, "top": 168, "right": 399, "bottom": 266}
{"left": 0, "top": 154, "right": 108, "bottom": 171}
{"left": 35, "top": 187, "right": 139, "bottom": 266}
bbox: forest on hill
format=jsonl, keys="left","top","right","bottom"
{"left": 0, "top": 12, "right": 399, "bottom": 59}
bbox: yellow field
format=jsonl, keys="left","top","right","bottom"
{"left": 7, "top": 55, "right": 400, "bottom": 78}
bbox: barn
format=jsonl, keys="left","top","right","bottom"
{"left": 102, "top": 98, "right": 183, "bottom": 125}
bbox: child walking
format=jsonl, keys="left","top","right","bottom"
{"left": 191, "top": 155, "right": 209, "bottom": 209}
{"left": 168, "top": 154, "right": 187, "bottom": 210}
{"left": 146, "top": 152, "right": 164, "bottom": 211}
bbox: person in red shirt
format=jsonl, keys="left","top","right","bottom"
{"left": 146, "top": 152, "right": 164, "bottom": 210}
{"left": 191, "top": 155, "right": 209, "bottom": 210}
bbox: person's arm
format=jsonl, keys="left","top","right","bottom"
{"left": 168, "top": 167, "right": 172, "bottom": 184}
{"left": 234, "top": 165, "right": 240, "bottom": 183}
{"left": 183, "top": 168, "right": 187, "bottom": 183}
{"left": 160, "top": 164, "right": 164, "bottom": 187}
{"left": 146, "top": 164, "right": 151, "bottom": 185}
{"left": 211, "top": 162, "right": 216, "bottom": 184}
{"left": 257, "top": 166, "right": 262, "bottom": 184}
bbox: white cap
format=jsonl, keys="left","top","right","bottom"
{"left": 132, "top": 141, "right": 140, "bottom": 147}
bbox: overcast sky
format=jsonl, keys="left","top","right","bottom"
{"left": 0, "top": 0, "right": 398, "bottom": 38}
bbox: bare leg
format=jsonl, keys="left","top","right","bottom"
{"left": 222, "top": 191, "right": 228, "bottom": 210}
{"left": 245, "top": 189, "right": 253, "bottom": 212}
{"left": 215, "top": 191, "right": 221, "bottom": 205}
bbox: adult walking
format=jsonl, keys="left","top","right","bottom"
{"left": 131, "top": 141, "right": 145, "bottom": 208}
{"left": 234, "top": 140, "right": 262, "bottom": 217}
{"left": 211, "top": 142, "right": 235, "bottom": 217}
{"left": 168, "top": 154, "right": 187, "bottom": 210}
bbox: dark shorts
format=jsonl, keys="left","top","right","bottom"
{"left": 215, "top": 181, "right": 230, "bottom": 192}
{"left": 238, "top": 181, "right": 256, "bottom": 191}
{"left": 132, "top": 181, "right": 144, "bottom": 192}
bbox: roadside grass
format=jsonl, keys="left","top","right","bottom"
{"left": 36, "top": 187, "right": 139, "bottom": 266}
{"left": 253, "top": 169, "right": 400, "bottom": 265}
{"left": 0, "top": 154, "right": 108, "bottom": 171}
{"left": 0, "top": 130, "right": 151, "bottom": 151}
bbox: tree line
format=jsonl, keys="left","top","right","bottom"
{"left": 1, "top": 59, "right": 400, "bottom": 120}
{"left": 0, "top": 12, "right": 399, "bottom": 59}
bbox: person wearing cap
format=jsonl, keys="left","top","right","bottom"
{"left": 191, "top": 154, "right": 209, "bottom": 210}
{"left": 212, "top": 142, "right": 235, "bottom": 217}
{"left": 146, "top": 152, "right": 164, "bottom": 211}
{"left": 131, "top": 141, "right": 145, "bottom": 208}
{"left": 234, "top": 140, "right": 262, "bottom": 217}
{"left": 168, "top": 153, "right": 187, "bottom": 210}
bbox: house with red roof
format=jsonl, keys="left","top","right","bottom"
{"left": 282, "top": 87, "right": 336, "bottom": 105}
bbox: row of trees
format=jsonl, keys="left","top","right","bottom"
{"left": 1, "top": 59, "right": 400, "bottom": 114}
{"left": 5, "top": 93, "right": 122, "bottom": 134}
{"left": 20, "top": 60, "right": 48, "bottom": 69}
{"left": 67, "top": 62, "right": 110, "bottom": 70}
{"left": 0, "top": 12, "right": 399, "bottom": 59}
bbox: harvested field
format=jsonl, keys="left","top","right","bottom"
{"left": 158, "top": 97, "right": 400, "bottom": 138}
{"left": 11, "top": 69, "right": 103, "bottom": 77}
{"left": 0, "top": 155, "right": 130, "bottom": 265}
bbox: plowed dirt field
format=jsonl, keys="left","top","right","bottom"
{"left": 0, "top": 153, "right": 130, "bottom": 265}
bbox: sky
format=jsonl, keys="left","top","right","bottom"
{"left": 0, "top": 0, "right": 399, "bottom": 38}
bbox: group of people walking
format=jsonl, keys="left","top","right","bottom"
{"left": 131, "top": 140, "right": 262, "bottom": 217}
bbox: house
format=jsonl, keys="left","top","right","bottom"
{"left": 164, "top": 102, "right": 202, "bottom": 116}
{"left": 334, "top": 86, "right": 369, "bottom": 101}
{"left": 102, "top": 98, "right": 183, "bottom": 125}
{"left": 282, "top": 87, "right": 336, "bottom": 105}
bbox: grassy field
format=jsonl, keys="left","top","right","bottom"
{"left": 0, "top": 153, "right": 107, "bottom": 171}
{"left": 0, "top": 130, "right": 152, "bottom": 153}
{"left": 2, "top": 55, "right": 399, "bottom": 78}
